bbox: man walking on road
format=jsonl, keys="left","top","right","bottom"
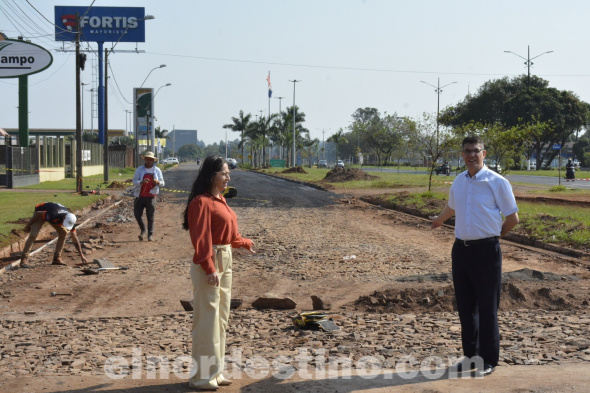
{"left": 431, "top": 135, "right": 519, "bottom": 377}
{"left": 20, "top": 202, "right": 88, "bottom": 267}
{"left": 132, "top": 151, "right": 165, "bottom": 242}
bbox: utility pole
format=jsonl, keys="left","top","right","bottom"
{"left": 420, "top": 78, "right": 457, "bottom": 155}
{"left": 75, "top": 13, "right": 83, "bottom": 193}
{"left": 504, "top": 45, "right": 553, "bottom": 88}
{"left": 276, "top": 96, "right": 285, "bottom": 159}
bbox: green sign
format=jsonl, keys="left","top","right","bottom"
{"left": 270, "top": 159, "right": 285, "bottom": 168}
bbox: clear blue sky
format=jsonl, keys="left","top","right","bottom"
{"left": 1, "top": 0, "right": 589, "bottom": 146}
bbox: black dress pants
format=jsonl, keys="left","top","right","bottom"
{"left": 451, "top": 239, "right": 502, "bottom": 366}
{"left": 134, "top": 196, "right": 156, "bottom": 235}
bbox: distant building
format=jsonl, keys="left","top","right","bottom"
{"left": 3, "top": 128, "right": 125, "bottom": 138}
{"left": 167, "top": 129, "right": 198, "bottom": 155}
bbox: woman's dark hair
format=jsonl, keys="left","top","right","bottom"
{"left": 182, "top": 156, "right": 225, "bottom": 230}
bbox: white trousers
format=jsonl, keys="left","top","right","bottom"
{"left": 189, "top": 244, "right": 232, "bottom": 389}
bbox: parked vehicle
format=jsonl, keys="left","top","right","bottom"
{"left": 489, "top": 163, "right": 501, "bottom": 173}
{"left": 336, "top": 160, "right": 345, "bottom": 169}
{"left": 435, "top": 162, "right": 450, "bottom": 176}
{"left": 318, "top": 160, "right": 328, "bottom": 168}
{"left": 226, "top": 158, "right": 237, "bottom": 169}
{"left": 167, "top": 157, "right": 179, "bottom": 165}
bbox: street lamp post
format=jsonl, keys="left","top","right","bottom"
{"left": 504, "top": 45, "right": 553, "bottom": 87}
{"left": 317, "top": 127, "right": 330, "bottom": 161}
{"left": 80, "top": 82, "right": 88, "bottom": 133}
{"left": 420, "top": 78, "right": 457, "bottom": 153}
{"left": 288, "top": 80, "right": 301, "bottom": 167}
{"left": 150, "top": 83, "right": 171, "bottom": 158}
{"left": 123, "top": 109, "right": 132, "bottom": 135}
{"left": 134, "top": 65, "right": 167, "bottom": 166}
{"left": 275, "top": 96, "right": 285, "bottom": 159}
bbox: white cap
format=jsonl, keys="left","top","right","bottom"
{"left": 63, "top": 213, "right": 77, "bottom": 230}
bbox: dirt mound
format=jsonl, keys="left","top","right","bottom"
{"left": 322, "top": 168, "right": 379, "bottom": 182}
{"left": 281, "top": 166, "right": 308, "bottom": 174}
{"left": 106, "top": 181, "right": 126, "bottom": 189}
{"left": 355, "top": 284, "right": 457, "bottom": 314}
{"left": 352, "top": 270, "right": 589, "bottom": 314}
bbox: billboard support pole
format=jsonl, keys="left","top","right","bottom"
{"left": 103, "top": 47, "right": 109, "bottom": 182}
{"left": 75, "top": 13, "right": 83, "bottom": 193}
{"left": 97, "top": 41, "right": 104, "bottom": 145}
{"left": 18, "top": 75, "right": 29, "bottom": 147}
{"left": 17, "top": 36, "right": 29, "bottom": 147}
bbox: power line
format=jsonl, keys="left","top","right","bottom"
{"left": 8, "top": 0, "right": 49, "bottom": 36}
{"left": 25, "top": 0, "right": 64, "bottom": 30}
{"left": 0, "top": 3, "right": 25, "bottom": 36}
{"left": 145, "top": 50, "right": 590, "bottom": 78}
{"left": 107, "top": 61, "right": 132, "bottom": 105}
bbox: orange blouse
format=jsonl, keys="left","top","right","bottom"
{"left": 188, "top": 193, "right": 252, "bottom": 274}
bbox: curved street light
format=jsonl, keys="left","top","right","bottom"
{"left": 504, "top": 45, "right": 553, "bottom": 86}
{"left": 140, "top": 64, "right": 166, "bottom": 88}
{"left": 134, "top": 66, "right": 167, "bottom": 165}
{"left": 149, "top": 83, "right": 172, "bottom": 155}
{"left": 420, "top": 78, "right": 457, "bottom": 150}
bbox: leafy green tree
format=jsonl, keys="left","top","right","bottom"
{"left": 177, "top": 143, "right": 202, "bottom": 161}
{"left": 390, "top": 117, "right": 417, "bottom": 170}
{"left": 573, "top": 136, "right": 590, "bottom": 167}
{"left": 454, "top": 122, "right": 523, "bottom": 174}
{"left": 350, "top": 108, "right": 406, "bottom": 166}
{"left": 282, "top": 105, "right": 308, "bottom": 166}
{"left": 410, "top": 113, "right": 460, "bottom": 191}
{"left": 441, "top": 75, "right": 590, "bottom": 167}
{"left": 82, "top": 131, "right": 98, "bottom": 143}
{"left": 109, "top": 135, "right": 135, "bottom": 147}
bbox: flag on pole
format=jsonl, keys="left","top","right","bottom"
{"left": 267, "top": 71, "right": 272, "bottom": 98}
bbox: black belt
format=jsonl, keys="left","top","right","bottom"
{"left": 456, "top": 236, "right": 499, "bottom": 246}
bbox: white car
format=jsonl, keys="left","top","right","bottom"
{"left": 336, "top": 160, "right": 345, "bottom": 168}
{"left": 166, "top": 157, "right": 179, "bottom": 165}
{"left": 226, "top": 158, "right": 238, "bottom": 169}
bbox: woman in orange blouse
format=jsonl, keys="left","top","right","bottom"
{"left": 182, "top": 155, "right": 254, "bottom": 391}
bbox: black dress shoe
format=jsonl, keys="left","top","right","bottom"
{"left": 476, "top": 363, "right": 495, "bottom": 377}
{"left": 448, "top": 358, "right": 476, "bottom": 373}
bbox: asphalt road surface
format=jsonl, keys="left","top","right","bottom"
{"left": 162, "top": 163, "right": 344, "bottom": 208}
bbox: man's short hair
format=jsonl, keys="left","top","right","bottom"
{"left": 462, "top": 135, "right": 483, "bottom": 148}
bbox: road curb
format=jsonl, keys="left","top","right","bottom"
{"left": 252, "top": 169, "right": 590, "bottom": 261}
{"left": 252, "top": 169, "right": 331, "bottom": 192}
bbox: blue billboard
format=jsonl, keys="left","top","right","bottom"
{"left": 54, "top": 6, "right": 146, "bottom": 43}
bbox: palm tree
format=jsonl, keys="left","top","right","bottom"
{"left": 269, "top": 111, "right": 290, "bottom": 161}
{"left": 283, "top": 105, "right": 308, "bottom": 166}
{"left": 301, "top": 135, "right": 319, "bottom": 167}
{"left": 223, "top": 110, "right": 252, "bottom": 164}
{"left": 253, "top": 114, "right": 279, "bottom": 166}
{"left": 327, "top": 129, "right": 349, "bottom": 162}
{"left": 154, "top": 126, "right": 170, "bottom": 156}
